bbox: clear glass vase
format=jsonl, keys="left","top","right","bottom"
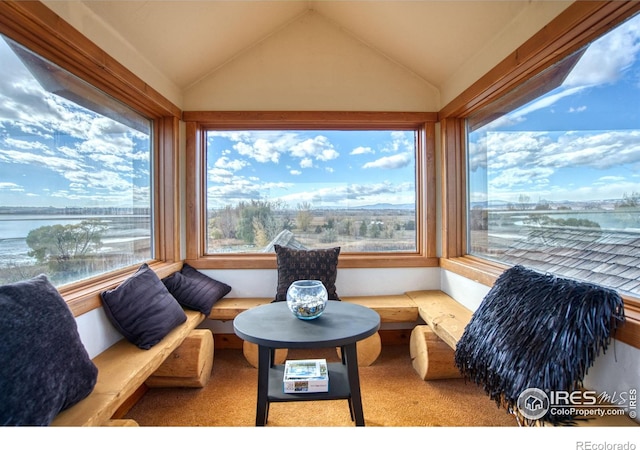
{"left": 286, "top": 280, "right": 328, "bottom": 320}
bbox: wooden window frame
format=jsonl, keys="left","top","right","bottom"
{"left": 183, "top": 111, "right": 438, "bottom": 270}
{"left": 0, "top": 1, "right": 182, "bottom": 317}
{"left": 439, "top": 0, "right": 640, "bottom": 349}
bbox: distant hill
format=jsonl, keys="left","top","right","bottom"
{"left": 352, "top": 203, "right": 415, "bottom": 210}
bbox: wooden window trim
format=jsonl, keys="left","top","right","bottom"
{"left": 0, "top": 1, "right": 182, "bottom": 316}
{"left": 439, "top": 1, "right": 640, "bottom": 349}
{"left": 184, "top": 111, "right": 439, "bottom": 269}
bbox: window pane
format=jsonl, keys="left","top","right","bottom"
{"left": 467, "top": 13, "right": 640, "bottom": 296}
{"left": 206, "top": 129, "right": 417, "bottom": 253}
{"left": 0, "top": 36, "right": 152, "bottom": 287}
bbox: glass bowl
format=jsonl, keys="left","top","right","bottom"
{"left": 286, "top": 280, "right": 328, "bottom": 320}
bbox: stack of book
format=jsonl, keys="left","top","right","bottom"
{"left": 283, "top": 359, "right": 329, "bottom": 393}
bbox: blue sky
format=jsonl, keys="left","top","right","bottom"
{"left": 0, "top": 38, "right": 150, "bottom": 209}
{"left": 206, "top": 129, "right": 416, "bottom": 209}
{"left": 468, "top": 13, "right": 640, "bottom": 206}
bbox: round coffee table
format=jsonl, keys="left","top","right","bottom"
{"left": 233, "top": 300, "right": 380, "bottom": 426}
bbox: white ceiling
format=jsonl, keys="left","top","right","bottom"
{"left": 76, "top": 0, "right": 551, "bottom": 93}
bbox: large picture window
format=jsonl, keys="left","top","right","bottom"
{"left": 185, "top": 111, "right": 436, "bottom": 268}
{"left": 206, "top": 129, "right": 417, "bottom": 254}
{"left": 467, "top": 11, "right": 640, "bottom": 297}
{"left": 0, "top": 35, "right": 153, "bottom": 287}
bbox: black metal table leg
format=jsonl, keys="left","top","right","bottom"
{"left": 343, "top": 342, "right": 365, "bottom": 426}
{"left": 256, "top": 344, "right": 271, "bottom": 426}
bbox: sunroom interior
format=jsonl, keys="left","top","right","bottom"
{"left": 1, "top": 0, "right": 639, "bottom": 430}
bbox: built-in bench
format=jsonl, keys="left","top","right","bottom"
{"left": 205, "top": 287, "right": 639, "bottom": 427}
{"left": 51, "top": 309, "right": 212, "bottom": 426}
{"left": 208, "top": 294, "right": 419, "bottom": 367}
{"left": 405, "top": 291, "right": 638, "bottom": 427}
{"left": 406, "top": 290, "right": 472, "bottom": 380}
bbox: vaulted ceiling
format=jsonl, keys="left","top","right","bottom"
{"left": 63, "top": 0, "right": 571, "bottom": 95}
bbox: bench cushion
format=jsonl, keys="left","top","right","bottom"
{"left": 101, "top": 263, "right": 187, "bottom": 350}
{"left": 0, "top": 275, "right": 98, "bottom": 426}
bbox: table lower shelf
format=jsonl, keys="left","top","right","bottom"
{"left": 268, "top": 362, "right": 351, "bottom": 402}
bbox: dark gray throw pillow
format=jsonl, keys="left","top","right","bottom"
{"left": 0, "top": 274, "right": 98, "bottom": 426}
{"left": 101, "top": 263, "right": 186, "bottom": 350}
{"left": 162, "top": 264, "right": 231, "bottom": 315}
{"left": 274, "top": 245, "right": 340, "bottom": 302}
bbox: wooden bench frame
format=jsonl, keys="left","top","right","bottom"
{"left": 206, "top": 290, "right": 479, "bottom": 374}
{"left": 208, "top": 294, "right": 419, "bottom": 323}
{"left": 405, "top": 291, "right": 638, "bottom": 427}
{"left": 51, "top": 309, "right": 211, "bottom": 426}
{"left": 406, "top": 290, "right": 472, "bottom": 380}
{"left": 208, "top": 294, "right": 419, "bottom": 367}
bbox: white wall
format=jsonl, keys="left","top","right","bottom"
{"left": 201, "top": 266, "right": 439, "bottom": 298}
{"left": 42, "top": 1, "right": 572, "bottom": 112}
{"left": 183, "top": 10, "right": 438, "bottom": 112}
{"left": 76, "top": 307, "right": 123, "bottom": 359}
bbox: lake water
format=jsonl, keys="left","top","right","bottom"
{"left": 0, "top": 215, "right": 150, "bottom": 268}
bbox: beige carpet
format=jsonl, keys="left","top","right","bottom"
{"left": 125, "top": 344, "right": 517, "bottom": 427}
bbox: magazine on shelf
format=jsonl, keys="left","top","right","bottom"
{"left": 283, "top": 359, "right": 329, "bottom": 393}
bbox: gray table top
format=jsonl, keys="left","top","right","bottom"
{"left": 233, "top": 301, "right": 380, "bottom": 349}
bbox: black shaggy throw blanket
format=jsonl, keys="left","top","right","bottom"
{"left": 454, "top": 265, "right": 625, "bottom": 426}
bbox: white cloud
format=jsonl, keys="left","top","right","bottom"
{"left": 235, "top": 139, "right": 280, "bottom": 164}
{"left": 490, "top": 166, "right": 554, "bottom": 189}
{"left": 0, "top": 181, "right": 22, "bottom": 191}
{"left": 0, "top": 148, "right": 83, "bottom": 172}
{"left": 351, "top": 146, "right": 373, "bottom": 155}
{"left": 206, "top": 170, "right": 295, "bottom": 207}
{"left": 209, "top": 167, "right": 234, "bottom": 182}
{"left": 564, "top": 16, "right": 640, "bottom": 88}
{"left": 475, "top": 130, "right": 640, "bottom": 176}
{"left": 214, "top": 156, "right": 248, "bottom": 172}
{"left": 385, "top": 131, "right": 413, "bottom": 153}
{"left": 290, "top": 135, "right": 339, "bottom": 161}
{"left": 594, "top": 175, "right": 626, "bottom": 185}
{"left": 3, "top": 138, "right": 48, "bottom": 151}
{"left": 568, "top": 106, "right": 587, "bottom": 113}
{"left": 541, "top": 131, "right": 640, "bottom": 169}
{"left": 363, "top": 152, "right": 412, "bottom": 169}
{"left": 276, "top": 181, "right": 415, "bottom": 208}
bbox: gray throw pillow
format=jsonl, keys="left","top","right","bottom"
{"left": 0, "top": 275, "right": 98, "bottom": 426}
{"left": 162, "top": 264, "right": 231, "bottom": 315}
{"left": 101, "top": 263, "right": 186, "bottom": 350}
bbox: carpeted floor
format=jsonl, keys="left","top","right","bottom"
{"left": 125, "top": 344, "right": 517, "bottom": 427}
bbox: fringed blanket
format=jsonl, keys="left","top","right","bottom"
{"left": 454, "top": 265, "right": 625, "bottom": 426}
